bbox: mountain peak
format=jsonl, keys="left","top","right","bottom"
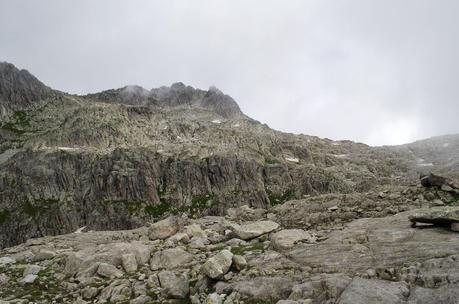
{"left": 0, "top": 61, "right": 54, "bottom": 108}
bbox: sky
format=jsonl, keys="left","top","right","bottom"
{"left": 1, "top": 0, "right": 458, "bottom": 146}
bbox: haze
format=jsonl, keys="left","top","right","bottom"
{"left": 1, "top": 0, "right": 458, "bottom": 146}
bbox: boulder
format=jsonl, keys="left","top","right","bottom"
{"left": 420, "top": 173, "right": 458, "bottom": 189}
{"left": 98, "top": 279, "right": 131, "bottom": 302}
{"left": 121, "top": 253, "right": 138, "bottom": 272}
{"left": 270, "top": 229, "right": 316, "bottom": 250}
{"left": 409, "top": 206, "right": 459, "bottom": 231}
{"left": 23, "top": 264, "right": 43, "bottom": 276}
{"left": 32, "top": 249, "right": 56, "bottom": 262}
{"left": 205, "top": 292, "right": 224, "bottom": 304}
{"left": 232, "top": 255, "right": 247, "bottom": 271}
{"left": 233, "top": 221, "right": 279, "bottom": 240}
{"left": 97, "top": 263, "right": 124, "bottom": 279}
{"left": 0, "top": 256, "right": 16, "bottom": 266}
{"left": 130, "top": 295, "right": 153, "bottom": 304}
{"left": 157, "top": 271, "right": 189, "bottom": 299}
{"left": 0, "top": 273, "right": 10, "bottom": 285}
{"left": 150, "top": 247, "right": 194, "bottom": 270}
{"left": 185, "top": 223, "right": 207, "bottom": 238}
{"left": 148, "top": 216, "right": 183, "bottom": 240}
{"left": 201, "top": 249, "right": 233, "bottom": 279}
{"left": 19, "top": 274, "right": 38, "bottom": 285}
{"left": 81, "top": 286, "right": 99, "bottom": 300}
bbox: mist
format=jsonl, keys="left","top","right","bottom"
{"left": 1, "top": 0, "right": 458, "bottom": 146}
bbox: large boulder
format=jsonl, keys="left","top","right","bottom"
{"left": 233, "top": 221, "right": 279, "bottom": 240}
{"left": 157, "top": 271, "right": 189, "bottom": 299}
{"left": 409, "top": 206, "right": 459, "bottom": 231}
{"left": 97, "top": 263, "right": 124, "bottom": 279}
{"left": 121, "top": 253, "right": 138, "bottom": 272}
{"left": 150, "top": 248, "right": 194, "bottom": 270}
{"left": 148, "top": 216, "right": 184, "bottom": 240}
{"left": 420, "top": 173, "right": 458, "bottom": 189}
{"left": 201, "top": 249, "right": 233, "bottom": 279}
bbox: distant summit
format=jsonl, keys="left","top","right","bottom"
{"left": 0, "top": 62, "right": 55, "bottom": 108}
{"left": 86, "top": 82, "right": 244, "bottom": 119}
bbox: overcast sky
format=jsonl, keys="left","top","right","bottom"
{"left": 1, "top": 0, "right": 458, "bottom": 146}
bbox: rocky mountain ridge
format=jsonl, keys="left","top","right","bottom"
{"left": 1, "top": 61, "right": 459, "bottom": 303}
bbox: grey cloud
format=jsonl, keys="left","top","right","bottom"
{"left": 1, "top": 0, "right": 458, "bottom": 145}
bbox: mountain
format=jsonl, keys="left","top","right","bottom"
{"left": 0, "top": 62, "right": 457, "bottom": 248}
{"left": 0, "top": 62, "right": 458, "bottom": 304}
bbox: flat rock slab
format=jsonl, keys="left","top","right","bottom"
{"left": 337, "top": 278, "right": 409, "bottom": 304}
{"left": 233, "top": 220, "right": 279, "bottom": 240}
{"left": 409, "top": 207, "right": 459, "bottom": 227}
{"left": 270, "top": 229, "right": 316, "bottom": 250}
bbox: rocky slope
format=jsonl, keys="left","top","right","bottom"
{"left": 0, "top": 184, "right": 458, "bottom": 304}
{"left": 1, "top": 61, "right": 459, "bottom": 303}
{"left": 0, "top": 61, "right": 434, "bottom": 248}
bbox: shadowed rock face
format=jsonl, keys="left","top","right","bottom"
{"left": 0, "top": 62, "right": 54, "bottom": 107}
{"left": 0, "top": 61, "right": 458, "bottom": 249}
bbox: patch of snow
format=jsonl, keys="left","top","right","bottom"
{"left": 211, "top": 119, "right": 222, "bottom": 124}
{"left": 332, "top": 142, "right": 341, "bottom": 146}
{"left": 233, "top": 123, "right": 240, "bottom": 127}
{"left": 57, "top": 147, "right": 80, "bottom": 151}
{"left": 332, "top": 154, "right": 349, "bottom": 158}
{"left": 74, "top": 226, "right": 87, "bottom": 234}
{"left": 417, "top": 162, "right": 434, "bottom": 167}
{"left": 443, "top": 143, "right": 450, "bottom": 147}
{"left": 163, "top": 126, "right": 168, "bottom": 130}
{"left": 285, "top": 157, "right": 300, "bottom": 163}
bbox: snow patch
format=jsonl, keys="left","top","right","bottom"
{"left": 285, "top": 157, "right": 299, "bottom": 163}
{"left": 74, "top": 226, "right": 87, "bottom": 234}
{"left": 211, "top": 119, "right": 222, "bottom": 124}
{"left": 57, "top": 147, "right": 80, "bottom": 151}
{"left": 417, "top": 162, "right": 434, "bottom": 167}
{"left": 332, "top": 154, "right": 349, "bottom": 158}
{"left": 443, "top": 143, "right": 450, "bottom": 147}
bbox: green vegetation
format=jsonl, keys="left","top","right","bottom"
{"left": 231, "top": 241, "right": 265, "bottom": 255}
{"left": 0, "top": 111, "right": 31, "bottom": 135}
{"left": 105, "top": 193, "right": 216, "bottom": 219}
{"left": 0, "top": 266, "right": 63, "bottom": 302}
{"left": 145, "top": 202, "right": 172, "bottom": 217}
{"left": 21, "top": 198, "right": 59, "bottom": 218}
{"left": 266, "top": 188, "right": 295, "bottom": 206}
{"left": 264, "top": 157, "right": 280, "bottom": 165}
{"left": 0, "top": 209, "right": 10, "bottom": 224}
{"left": 189, "top": 194, "right": 214, "bottom": 215}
